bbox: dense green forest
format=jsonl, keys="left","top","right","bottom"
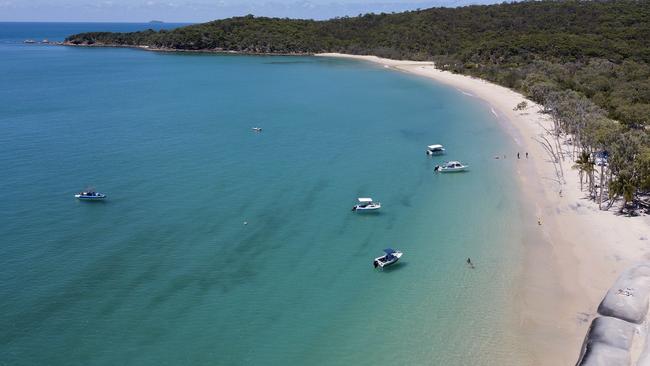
{"left": 66, "top": 0, "right": 650, "bottom": 211}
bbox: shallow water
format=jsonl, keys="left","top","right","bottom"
{"left": 0, "top": 23, "right": 530, "bottom": 365}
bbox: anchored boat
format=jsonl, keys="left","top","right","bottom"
{"left": 352, "top": 197, "right": 381, "bottom": 211}
{"left": 75, "top": 190, "right": 107, "bottom": 201}
{"left": 373, "top": 248, "right": 403, "bottom": 268}
{"left": 426, "top": 144, "right": 446, "bottom": 155}
{"left": 434, "top": 161, "right": 468, "bottom": 173}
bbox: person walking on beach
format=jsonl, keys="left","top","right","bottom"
{"left": 467, "top": 257, "right": 472, "bottom": 265}
{"left": 526, "top": 152, "right": 528, "bottom": 159}
{"left": 517, "top": 152, "right": 520, "bottom": 159}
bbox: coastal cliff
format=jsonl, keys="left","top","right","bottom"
{"left": 577, "top": 264, "right": 650, "bottom": 366}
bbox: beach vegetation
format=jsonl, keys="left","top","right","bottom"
{"left": 514, "top": 101, "right": 527, "bottom": 111}
{"left": 573, "top": 152, "right": 594, "bottom": 192}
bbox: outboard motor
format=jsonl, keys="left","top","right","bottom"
{"left": 434, "top": 165, "right": 440, "bottom": 172}
{"left": 373, "top": 260, "right": 378, "bottom": 268}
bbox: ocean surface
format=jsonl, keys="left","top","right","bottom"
{"left": 0, "top": 23, "right": 529, "bottom": 365}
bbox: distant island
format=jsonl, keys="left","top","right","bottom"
{"left": 149, "top": 20, "right": 164, "bottom": 24}
{"left": 65, "top": 0, "right": 650, "bottom": 210}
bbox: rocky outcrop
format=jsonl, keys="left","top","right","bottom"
{"left": 598, "top": 265, "right": 650, "bottom": 324}
{"left": 576, "top": 317, "right": 636, "bottom": 366}
{"left": 577, "top": 264, "right": 650, "bottom": 366}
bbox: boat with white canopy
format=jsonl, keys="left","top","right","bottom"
{"left": 352, "top": 197, "right": 381, "bottom": 211}
{"left": 426, "top": 144, "right": 446, "bottom": 155}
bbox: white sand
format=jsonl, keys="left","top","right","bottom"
{"left": 317, "top": 53, "right": 650, "bottom": 364}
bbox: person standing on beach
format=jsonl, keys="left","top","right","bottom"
{"left": 526, "top": 152, "right": 528, "bottom": 159}
{"left": 517, "top": 152, "right": 520, "bottom": 159}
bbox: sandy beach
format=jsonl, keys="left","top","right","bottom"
{"left": 317, "top": 53, "right": 650, "bottom": 364}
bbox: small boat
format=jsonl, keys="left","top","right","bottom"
{"left": 23, "top": 39, "right": 36, "bottom": 44}
{"left": 434, "top": 161, "right": 468, "bottom": 173}
{"left": 373, "top": 248, "right": 403, "bottom": 268}
{"left": 252, "top": 127, "right": 262, "bottom": 132}
{"left": 352, "top": 197, "right": 381, "bottom": 211}
{"left": 41, "top": 39, "right": 50, "bottom": 44}
{"left": 75, "top": 191, "right": 107, "bottom": 201}
{"left": 426, "top": 144, "right": 446, "bottom": 155}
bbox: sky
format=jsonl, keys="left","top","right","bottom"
{"left": 0, "top": 0, "right": 503, "bottom": 22}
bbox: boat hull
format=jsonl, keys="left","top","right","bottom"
{"left": 376, "top": 258, "right": 399, "bottom": 268}
{"left": 353, "top": 204, "right": 381, "bottom": 211}
{"left": 373, "top": 252, "right": 403, "bottom": 268}
{"left": 435, "top": 163, "right": 469, "bottom": 173}
{"left": 438, "top": 167, "right": 467, "bottom": 173}
{"left": 75, "top": 195, "right": 106, "bottom": 201}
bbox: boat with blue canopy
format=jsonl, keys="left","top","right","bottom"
{"left": 373, "top": 248, "right": 403, "bottom": 268}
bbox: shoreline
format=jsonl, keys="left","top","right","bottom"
{"left": 316, "top": 53, "right": 650, "bottom": 364}
{"left": 61, "top": 42, "right": 313, "bottom": 57}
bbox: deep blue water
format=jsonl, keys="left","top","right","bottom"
{"left": 0, "top": 23, "right": 530, "bottom": 365}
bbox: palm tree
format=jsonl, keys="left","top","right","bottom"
{"left": 573, "top": 151, "right": 594, "bottom": 192}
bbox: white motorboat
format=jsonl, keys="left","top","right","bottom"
{"left": 75, "top": 191, "right": 107, "bottom": 201}
{"left": 434, "top": 161, "right": 468, "bottom": 173}
{"left": 252, "top": 127, "right": 262, "bottom": 132}
{"left": 426, "top": 144, "right": 446, "bottom": 155}
{"left": 373, "top": 248, "right": 403, "bottom": 268}
{"left": 352, "top": 197, "right": 381, "bottom": 211}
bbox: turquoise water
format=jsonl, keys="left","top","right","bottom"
{"left": 0, "top": 23, "right": 529, "bottom": 365}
